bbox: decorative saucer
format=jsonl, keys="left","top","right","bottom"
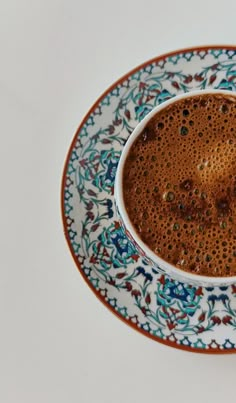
{"left": 62, "top": 46, "right": 236, "bottom": 353}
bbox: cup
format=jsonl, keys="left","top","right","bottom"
{"left": 115, "top": 89, "right": 236, "bottom": 286}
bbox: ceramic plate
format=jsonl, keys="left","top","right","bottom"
{"left": 62, "top": 46, "right": 236, "bottom": 353}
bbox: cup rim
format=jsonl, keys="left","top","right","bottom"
{"left": 115, "top": 88, "right": 236, "bottom": 285}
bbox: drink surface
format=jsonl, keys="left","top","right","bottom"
{"left": 123, "top": 93, "right": 236, "bottom": 277}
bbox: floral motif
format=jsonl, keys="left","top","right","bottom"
{"left": 62, "top": 46, "right": 236, "bottom": 353}
{"left": 88, "top": 222, "right": 140, "bottom": 272}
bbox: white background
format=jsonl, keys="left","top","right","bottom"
{"left": 1, "top": 1, "right": 236, "bottom": 402}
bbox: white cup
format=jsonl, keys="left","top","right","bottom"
{"left": 115, "top": 89, "right": 236, "bottom": 286}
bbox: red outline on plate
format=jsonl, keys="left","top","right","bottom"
{"left": 61, "top": 45, "right": 236, "bottom": 354}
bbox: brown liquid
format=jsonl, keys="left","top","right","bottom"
{"left": 123, "top": 93, "right": 236, "bottom": 277}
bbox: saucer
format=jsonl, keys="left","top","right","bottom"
{"left": 62, "top": 45, "right": 236, "bottom": 353}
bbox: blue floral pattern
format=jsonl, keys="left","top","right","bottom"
{"left": 62, "top": 46, "right": 236, "bottom": 353}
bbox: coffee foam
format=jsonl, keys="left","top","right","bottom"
{"left": 123, "top": 93, "right": 236, "bottom": 277}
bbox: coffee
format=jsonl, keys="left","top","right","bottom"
{"left": 123, "top": 93, "right": 236, "bottom": 277}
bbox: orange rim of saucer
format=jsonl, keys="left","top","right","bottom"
{"left": 61, "top": 45, "right": 236, "bottom": 354}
